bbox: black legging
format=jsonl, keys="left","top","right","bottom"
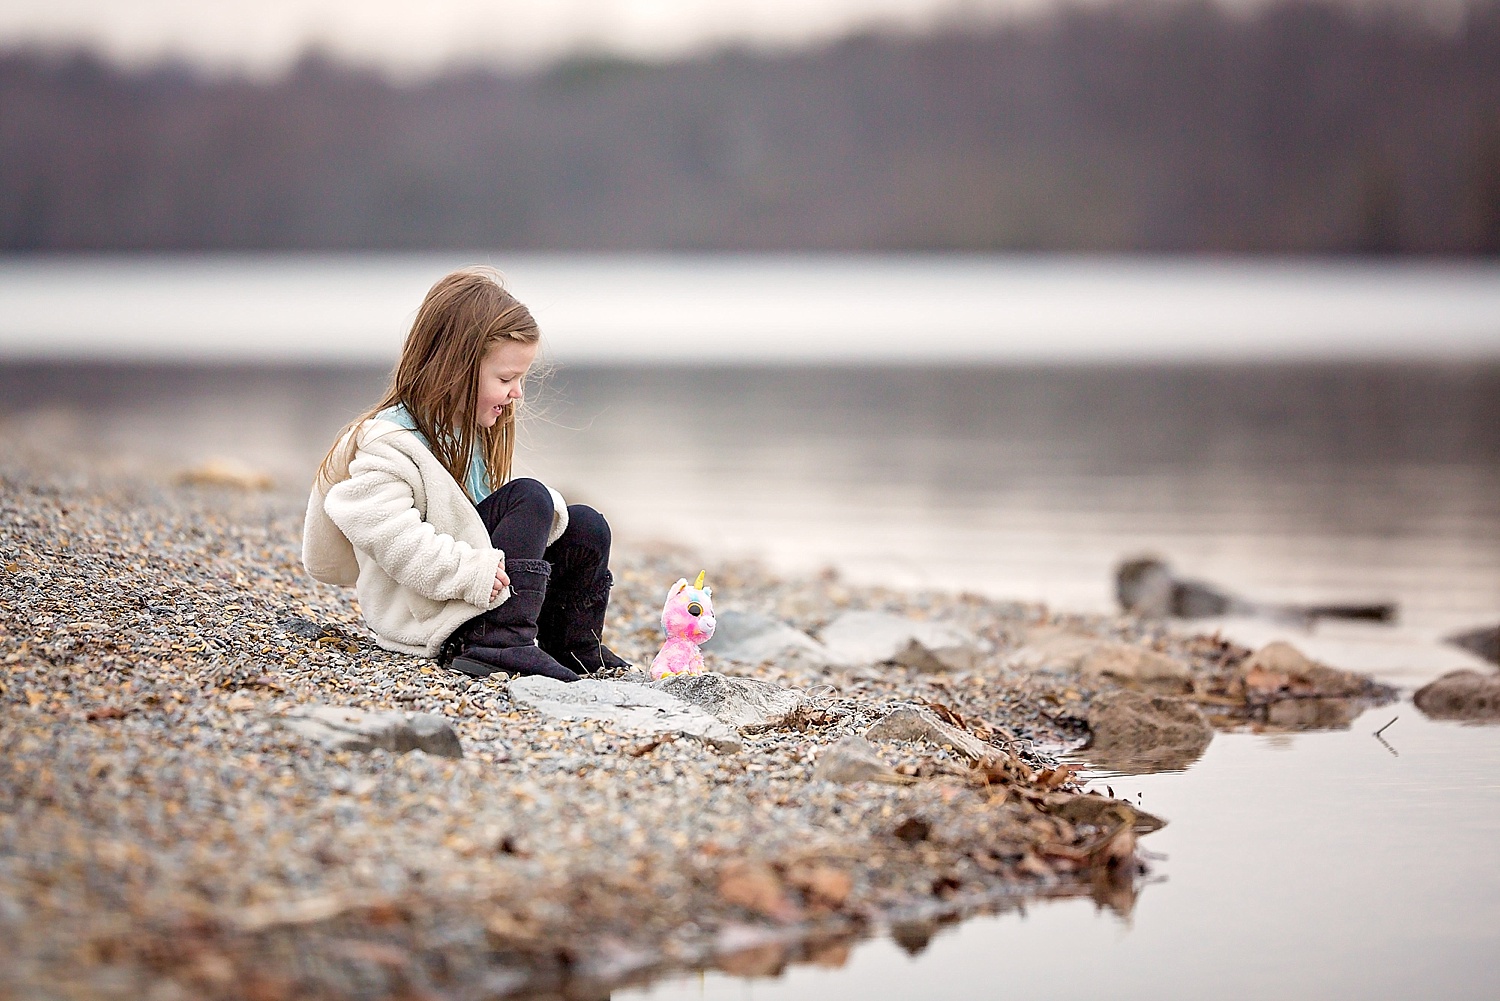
{"left": 474, "top": 477, "right": 611, "bottom": 602}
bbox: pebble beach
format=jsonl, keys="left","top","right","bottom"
{"left": 0, "top": 440, "right": 1400, "bottom": 1001}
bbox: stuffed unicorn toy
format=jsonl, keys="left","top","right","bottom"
{"left": 650, "top": 571, "right": 715, "bottom": 681}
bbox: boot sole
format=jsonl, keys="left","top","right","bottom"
{"left": 446, "top": 656, "right": 512, "bottom": 679}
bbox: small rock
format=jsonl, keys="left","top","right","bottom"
{"left": 1008, "top": 626, "right": 1101, "bottom": 672}
{"left": 472, "top": 970, "right": 530, "bottom": 999}
{"left": 279, "top": 616, "right": 327, "bottom": 640}
{"left": 1445, "top": 624, "right": 1500, "bottom": 666}
{"left": 717, "top": 861, "right": 801, "bottom": 924}
{"left": 277, "top": 705, "right": 465, "bottom": 758}
{"left": 1414, "top": 669, "right": 1500, "bottom": 722}
{"left": 1114, "top": 556, "right": 1241, "bottom": 618}
{"left": 863, "top": 705, "right": 992, "bottom": 762}
{"left": 784, "top": 862, "right": 853, "bottom": 909}
{"left": 1079, "top": 644, "right": 1190, "bottom": 688}
{"left": 406, "top": 712, "right": 464, "bottom": 757}
{"left": 653, "top": 672, "right": 806, "bottom": 730}
{"left": 1115, "top": 556, "right": 1178, "bottom": 618}
{"left": 891, "top": 817, "right": 930, "bottom": 843}
{"left": 1013, "top": 628, "right": 1188, "bottom": 687}
{"left": 703, "top": 610, "right": 832, "bottom": 667}
{"left": 818, "top": 611, "right": 986, "bottom": 672}
{"left": 1234, "top": 641, "right": 1377, "bottom": 700}
{"left": 889, "top": 920, "right": 937, "bottom": 956}
{"left": 174, "top": 457, "right": 274, "bottom": 491}
{"left": 1046, "top": 792, "right": 1166, "bottom": 834}
{"left": 811, "top": 736, "right": 910, "bottom": 784}
{"left": 713, "top": 924, "right": 793, "bottom": 977}
{"left": 1083, "top": 691, "right": 1212, "bottom": 773}
{"left": 570, "top": 937, "right": 660, "bottom": 986}
{"left": 507, "top": 676, "right": 743, "bottom": 752}
{"left": 1265, "top": 697, "right": 1357, "bottom": 729}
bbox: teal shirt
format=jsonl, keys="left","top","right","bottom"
{"left": 374, "top": 405, "right": 491, "bottom": 502}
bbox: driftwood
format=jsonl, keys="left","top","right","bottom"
{"left": 1114, "top": 556, "right": 1396, "bottom": 623}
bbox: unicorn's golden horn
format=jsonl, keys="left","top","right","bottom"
{"left": 695, "top": 570, "right": 706, "bottom": 589}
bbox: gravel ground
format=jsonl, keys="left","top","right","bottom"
{"left": 0, "top": 448, "right": 1372, "bottom": 1001}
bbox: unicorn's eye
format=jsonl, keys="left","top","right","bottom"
{"left": 687, "top": 602, "right": 703, "bottom": 617}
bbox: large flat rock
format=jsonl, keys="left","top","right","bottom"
{"left": 864, "top": 705, "right": 993, "bottom": 762}
{"left": 703, "top": 610, "right": 832, "bottom": 667}
{"left": 277, "top": 705, "right": 463, "bottom": 758}
{"left": 507, "top": 676, "right": 744, "bottom": 752}
{"left": 653, "top": 673, "right": 806, "bottom": 730}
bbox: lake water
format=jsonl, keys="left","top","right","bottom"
{"left": 623, "top": 703, "right": 1500, "bottom": 1001}
{"left": 2, "top": 253, "right": 1499, "bottom": 364}
{"left": 2, "top": 254, "right": 1498, "bottom": 999}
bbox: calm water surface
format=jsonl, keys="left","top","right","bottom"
{"left": 2, "top": 259, "right": 1498, "bottom": 999}
{"left": 2, "top": 253, "right": 1499, "bottom": 363}
{"left": 623, "top": 704, "right": 1500, "bottom": 1001}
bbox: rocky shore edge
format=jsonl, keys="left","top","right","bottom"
{"left": 1, "top": 461, "right": 1401, "bottom": 1001}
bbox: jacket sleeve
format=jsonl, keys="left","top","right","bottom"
{"left": 322, "top": 450, "right": 501, "bottom": 608}
{"left": 302, "top": 486, "right": 360, "bottom": 587}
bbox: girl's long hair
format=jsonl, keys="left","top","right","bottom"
{"left": 316, "top": 267, "right": 539, "bottom": 499}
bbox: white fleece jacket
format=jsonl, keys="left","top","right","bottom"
{"left": 301, "top": 419, "right": 568, "bottom": 657}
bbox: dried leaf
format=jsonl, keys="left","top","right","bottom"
{"left": 920, "top": 700, "right": 967, "bottom": 731}
{"left": 805, "top": 939, "right": 852, "bottom": 969}
{"left": 717, "top": 941, "right": 789, "bottom": 977}
{"left": 1244, "top": 665, "right": 1290, "bottom": 696}
{"left": 234, "top": 893, "right": 364, "bottom": 933}
{"left": 1036, "top": 765, "right": 1074, "bottom": 791}
{"left": 485, "top": 911, "right": 541, "bottom": 946}
{"left": 786, "top": 863, "right": 853, "bottom": 909}
{"left": 627, "top": 734, "right": 675, "bottom": 757}
{"left": 718, "top": 862, "right": 801, "bottom": 924}
{"left": 329, "top": 939, "right": 409, "bottom": 969}
{"left": 1017, "top": 852, "right": 1053, "bottom": 878}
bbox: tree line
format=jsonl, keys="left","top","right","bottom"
{"left": 2, "top": 0, "right": 1497, "bottom": 253}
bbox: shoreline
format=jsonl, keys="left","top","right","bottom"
{"left": 0, "top": 457, "right": 1400, "bottom": 1000}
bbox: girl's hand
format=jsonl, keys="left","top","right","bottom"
{"left": 490, "top": 560, "right": 510, "bottom": 601}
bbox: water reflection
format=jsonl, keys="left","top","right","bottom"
{"left": 621, "top": 704, "right": 1500, "bottom": 1001}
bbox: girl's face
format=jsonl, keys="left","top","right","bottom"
{"left": 475, "top": 338, "right": 538, "bottom": 428}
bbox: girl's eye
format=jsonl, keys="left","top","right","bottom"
{"left": 687, "top": 602, "right": 702, "bottom": 616}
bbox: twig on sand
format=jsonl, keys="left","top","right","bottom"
{"left": 1373, "top": 716, "right": 1399, "bottom": 756}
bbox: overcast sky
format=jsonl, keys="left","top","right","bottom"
{"left": 0, "top": 0, "right": 1081, "bottom": 76}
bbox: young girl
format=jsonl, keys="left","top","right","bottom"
{"left": 302, "top": 266, "right": 629, "bottom": 683}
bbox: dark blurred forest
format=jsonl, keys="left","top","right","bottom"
{"left": 2, "top": 0, "right": 1498, "bottom": 253}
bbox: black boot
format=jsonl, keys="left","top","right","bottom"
{"left": 537, "top": 569, "right": 632, "bottom": 676}
{"left": 441, "top": 559, "right": 580, "bottom": 682}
